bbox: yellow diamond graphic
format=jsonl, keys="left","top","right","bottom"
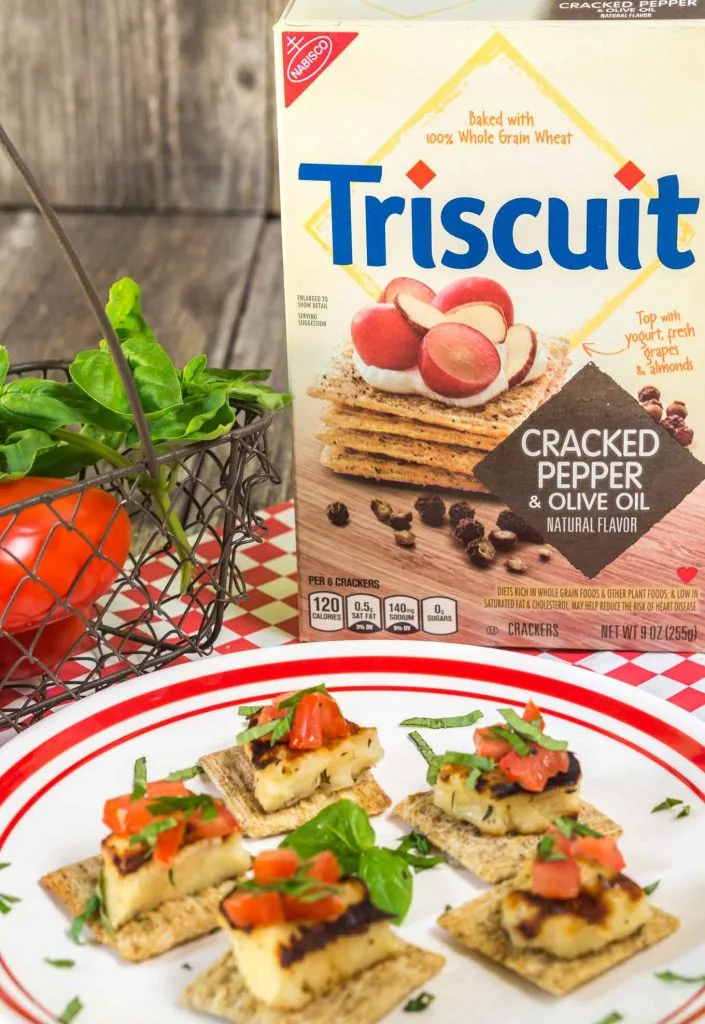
{"left": 303, "top": 31, "right": 695, "bottom": 350}
{"left": 360, "top": 0, "right": 477, "bottom": 18}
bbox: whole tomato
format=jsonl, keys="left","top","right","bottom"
{"left": 0, "top": 478, "right": 131, "bottom": 634}
{"left": 0, "top": 611, "right": 94, "bottom": 681}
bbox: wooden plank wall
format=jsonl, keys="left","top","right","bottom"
{"left": 0, "top": 0, "right": 289, "bottom": 213}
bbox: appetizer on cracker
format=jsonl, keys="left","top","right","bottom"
{"left": 200, "top": 686, "right": 390, "bottom": 838}
{"left": 183, "top": 800, "right": 444, "bottom": 1023}
{"left": 394, "top": 702, "right": 621, "bottom": 882}
{"left": 41, "top": 760, "right": 250, "bottom": 961}
{"left": 439, "top": 818, "right": 679, "bottom": 995}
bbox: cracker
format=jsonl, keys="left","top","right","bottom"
{"left": 200, "top": 745, "right": 391, "bottom": 839}
{"left": 308, "top": 338, "right": 570, "bottom": 439}
{"left": 40, "top": 856, "right": 232, "bottom": 963}
{"left": 182, "top": 943, "right": 445, "bottom": 1024}
{"left": 393, "top": 792, "right": 622, "bottom": 883}
{"left": 321, "top": 404, "right": 498, "bottom": 451}
{"left": 320, "top": 446, "right": 491, "bottom": 493}
{"left": 438, "top": 882, "right": 679, "bottom": 995}
{"left": 315, "top": 427, "right": 487, "bottom": 475}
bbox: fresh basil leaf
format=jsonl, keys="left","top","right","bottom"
{"left": 0, "top": 379, "right": 129, "bottom": 433}
{"left": 45, "top": 959, "right": 75, "bottom": 969}
{"left": 122, "top": 337, "right": 182, "bottom": 414}
{"left": 652, "top": 797, "right": 684, "bottom": 813}
{"left": 106, "top": 277, "right": 155, "bottom": 344}
{"left": 358, "top": 848, "right": 413, "bottom": 923}
{"left": 57, "top": 995, "right": 83, "bottom": 1023}
{"left": 553, "top": 817, "right": 603, "bottom": 839}
{"left": 129, "top": 390, "right": 234, "bottom": 446}
{"left": 129, "top": 816, "right": 179, "bottom": 849}
{"left": 0, "top": 346, "right": 9, "bottom": 389}
{"left": 131, "top": 756, "right": 147, "bottom": 801}
{"left": 181, "top": 355, "right": 208, "bottom": 391}
{"left": 30, "top": 439, "right": 101, "bottom": 479}
{"left": 145, "top": 794, "right": 215, "bottom": 819}
{"left": 0, "top": 429, "right": 56, "bottom": 480}
{"left": 404, "top": 992, "right": 435, "bottom": 1013}
{"left": 220, "top": 382, "right": 292, "bottom": 412}
{"left": 181, "top": 357, "right": 271, "bottom": 396}
{"left": 498, "top": 708, "right": 568, "bottom": 751}
{"left": 643, "top": 880, "right": 660, "bottom": 896}
{"left": 70, "top": 350, "right": 132, "bottom": 417}
{"left": 394, "top": 833, "right": 445, "bottom": 873}
{"left": 490, "top": 726, "right": 531, "bottom": 757}
{"left": 282, "top": 799, "right": 376, "bottom": 876}
{"left": 399, "top": 711, "right": 483, "bottom": 729}
{"left": 593, "top": 1013, "right": 623, "bottom": 1024}
{"left": 164, "top": 765, "right": 204, "bottom": 782}
{"left": 655, "top": 970, "right": 705, "bottom": 984}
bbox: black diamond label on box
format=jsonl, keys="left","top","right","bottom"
{"left": 474, "top": 363, "right": 705, "bottom": 579}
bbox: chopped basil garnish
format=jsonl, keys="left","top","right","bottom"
{"left": 652, "top": 797, "right": 683, "bottom": 813}
{"left": 498, "top": 708, "right": 568, "bottom": 751}
{"left": 277, "top": 684, "right": 329, "bottom": 709}
{"left": 129, "top": 816, "right": 179, "bottom": 850}
{"left": 677, "top": 804, "right": 691, "bottom": 819}
{"left": 394, "top": 832, "right": 445, "bottom": 872}
{"left": 182, "top": 963, "right": 193, "bottom": 971}
{"left": 404, "top": 992, "right": 435, "bottom": 1012}
{"left": 408, "top": 731, "right": 441, "bottom": 784}
{"left": 164, "top": 765, "right": 204, "bottom": 782}
{"left": 553, "top": 817, "right": 603, "bottom": 839}
{"left": 237, "top": 704, "right": 264, "bottom": 718}
{"left": 235, "top": 716, "right": 284, "bottom": 745}
{"left": 0, "top": 862, "right": 20, "bottom": 915}
{"left": 537, "top": 835, "right": 568, "bottom": 862}
{"left": 236, "top": 685, "right": 330, "bottom": 747}
{"left": 45, "top": 959, "right": 75, "bottom": 969}
{"left": 130, "top": 756, "right": 148, "bottom": 801}
{"left": 438, "top": 752, "right": 494, "bottom": 790}
{"left": 146, "top": 793, "right": 217, "bottom": 820}
{"left": 593, "top": 1013, "right": 623, "bottom": 1024}
{"left": 57, "top": 996, "right": 83, "bottom": 1023}
{"left": 168, "top": 868, "right": 176, "bottom": 888}
{"left": 399, "top": 711, "right": 483, "bottom": 730}
{"left": 236, "top": 861, "right": 341, "bottom": 903}
{"left": 70, "top": 873, "right": 114, "bottom": 943}
{"left": 643, "top": 880, "right": 660, "bottom": 896}
{"left": 655, "top": 970, "right": 705, "bottom": 983}
{"left": 490, "top": 726, "right": 531, "bottom": 757}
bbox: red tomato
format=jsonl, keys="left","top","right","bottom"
{"left": 154, "top": 819, "right": 186, "bottom": 866}
{"left": 307, "top": 851, "right": 341, "bottom": 884}
{"left": 282, "top": 894, "right": 345, "bottom": 923}
{"left": 0, "top": 611, "right": 93, "bottom": 681}
{"left": 523, "top": 700, "right": 544, "bottom": 727}
{"left": 103, "top": 781, "right": 189, "bottom": 836}
{"left": 474, "top": 726, "right": 511, "bottom": 760}
{"left": 545, "top": 827, "right": 575, "bottom": 858}
{"left": 532, "top": 857, "right": 581, "bottom": 899}
{"left": 253, "top": 849, "right": 300, "bottom": 884}
{"left": 499, "top": 748, "right": 569, "bottom": 793}
{"left": 289, "top": 693, "right": 349, "bottom": 750}
{"left": 573, "top": 836, "right": 626, "bottom": 872}
{"left": 223, "top": 891, "right": 286, "bottom": 928}
{"left": 258, "top": 704, "right": 289, "bottom": 726}
{"left": 189, "top": 801, "right": 239, "bottom": 840}
{"left": 0, "top": 479, "right": 131, "bottom": 634}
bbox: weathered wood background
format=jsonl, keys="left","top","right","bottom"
{"left": 0, "top": 0, "right": 291, "bottom": 504}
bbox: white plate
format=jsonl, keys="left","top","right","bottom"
{"left": 0, "top": 640, "right": 703, "bottom": 1024}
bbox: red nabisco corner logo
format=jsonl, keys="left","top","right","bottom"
{"left": 283, "top": 32, "right": 357, "bottom": 107}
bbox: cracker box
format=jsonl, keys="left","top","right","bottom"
{"left": 275, "top": 0, "right": 705, "bottom": 650}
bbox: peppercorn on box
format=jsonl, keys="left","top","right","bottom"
{"left": 275, "top": 0, "right": 705, "bottom": 650}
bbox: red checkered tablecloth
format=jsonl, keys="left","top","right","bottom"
{"left": 2, "top": 500, "right": 705, "bottom": 735}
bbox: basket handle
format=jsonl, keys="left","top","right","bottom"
{"left": 0, "top": 121, "right": 159, "bottom": 479}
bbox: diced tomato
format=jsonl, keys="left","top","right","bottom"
{"left": 573, "top": 836, "right": 626, "bottom": 872}
{"left": 318, "top": 695, "right": 350, "bottom": 741}
{"left": 523, "top": 700, "right": 544, "bottom": 728}
{"left": 532, "top": 857, "right": 581, "bottom": 900}
{"left": 282, "top": 893, "right": 345, "bottom": 923}
{"left": 153, "top": 819, "right": 187, "bottom": 866}
{"left": 223, "top": 891, "right": 286, "bottom": 929}
{"left": 474, "top": 726, "right": 511, "bottom": 760}
{"left": 545, "top": 826, "right": 575, "bottom": 858}
{"left": 258, "top": 703, "right": 289, "bottom": 726}
{"left": 254, "top": 849, "right": 300, "bottom": 884}
{"left": 289, "top": 693, "right": 324, "bottom": 749}
{"left": 499, "top": 748, "right": 569, "bottom": 793}
{"left": 103, "top": 781, "right": 189, "bottom": 836}
{"left": 189, "top": 800, "right": 239, "bottom": 840}
{"left": 307, "top": 851, "right": 341, "bottom": 884}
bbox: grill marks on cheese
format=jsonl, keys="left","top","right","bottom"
{"left": 246, "top": 721, "right": 384, "bottom": 813}
{"left": 433, "top": 752, "right": 582, "bottom": 835}
{"left": 502, "top": 859, "right": 651, "bottom": 959}
{"left": 220, "top": 879, "right": 402, "bottom": 1010}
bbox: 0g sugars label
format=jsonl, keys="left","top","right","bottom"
{"left": 476, "top": 364, "right": 705, "bottom": 577}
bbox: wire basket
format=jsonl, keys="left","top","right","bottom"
{"left": 0, "top": 124, "right": 284, "bottom": 732}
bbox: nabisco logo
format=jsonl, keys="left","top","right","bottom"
{"left": 287, "top": 35, "right": 333, "bottom": 85}
{"left": 282, "top": 31, "right": 357, "bottom": 107}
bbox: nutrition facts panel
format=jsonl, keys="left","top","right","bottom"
{"left": 308, "top": 592, "right": 459, "bottom": 635}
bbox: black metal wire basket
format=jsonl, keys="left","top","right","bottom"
{"left": 0, "top": 128, "right": 283, "bottom": 732}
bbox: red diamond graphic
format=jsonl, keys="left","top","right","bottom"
{"left": 406, "top": 160, "right": 436, "bottom": 190}
{"left": 615, "top": 161, "right": 645, "bottom": 191}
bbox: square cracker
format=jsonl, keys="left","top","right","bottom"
{"left": 321, "top": 405, "right": 498, "bottom": 451}
{"left": 40, "top": 856, "right": 232, "bottom": 963}
{"left": 438, "top": 882, "right": 679, "bottom": 995}
{"left": 182, "top": 944, "right": 445, "bottom": 1024}
{"left": 394, "top": 792, "right": 621, "bottom": 884}
{"left": 200, "top": 745, "right": 391, "bottom": 839}
{"left": 315, "top": 427, "right": 487, "bottom": 476}
{"left": 319, "top": 446, "right": 491, "bottom": 493}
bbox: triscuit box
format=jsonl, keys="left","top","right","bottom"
{"left": 275, "top": 0, "right": 705, "bottom": 651}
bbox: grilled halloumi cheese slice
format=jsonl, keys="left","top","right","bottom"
{"left": 502, "top": 858, "right": 652, "bottom": 959}
{"left": 219, "top": 879, "right": 403, "bottom": 1010}
{"left": 102, "top": 831, "right": 250, "bottom": 930}
{"left": 433, "top": 752, "right": 582, "bottom": 836}
{"left": 244, "top": 723, "right": 383, "bottom": 813}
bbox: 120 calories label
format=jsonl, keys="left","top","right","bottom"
{"left": 309, "top": 592, "right": 458, "bottom": 635}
